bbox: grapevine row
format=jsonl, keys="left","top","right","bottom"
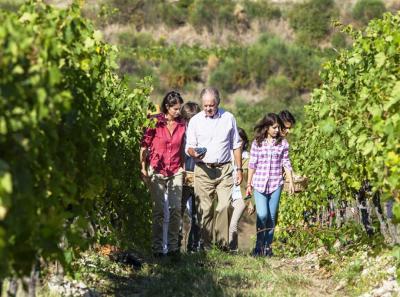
{"left": 0, "top": 2, "right": 153, "bottom": 279}
{"left": 279, "top": 12, "right": 400, "bottom": 245}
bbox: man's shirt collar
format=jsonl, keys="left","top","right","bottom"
{"left": 203, "top": 108, "right": 222, "bottom": 119}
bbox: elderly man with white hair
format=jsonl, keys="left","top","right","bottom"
{"left": 185, "top": 87, "right": 243, "bottom": 250}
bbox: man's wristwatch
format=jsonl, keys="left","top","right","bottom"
{"left": 236, "top": 167, "right": 243, "bottom": 172}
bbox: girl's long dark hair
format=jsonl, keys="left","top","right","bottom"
{"left": 254, "top": 113, "right": 283, "bottom": 147}
{"left": 237, "top": 127, "right": 249, "bottom": 151}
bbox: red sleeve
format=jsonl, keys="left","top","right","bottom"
{"left": 141, "top": 127, "right": 156, "bottom": 148}
{"left": 141, "top": 114, "right": 161, "bottom": 148}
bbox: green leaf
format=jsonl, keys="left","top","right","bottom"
{"left": 384, "top": 81, "right": 400, "bottom": 111}
{"left": 49, "top": 66, "right": 61, "bottom": 86}
{"left": 93, "top": 30, "right": 102, "bottom": 42}
{"left": 84, "top": 37, "right": 95, "bottom": 49}
{"left": 362, "top": 142, "right": 374, "bottom": 156}
{"left": 348, "top": 54, "right": 362, "bottom": 64}
{"left": 64, "top": 250, "right": 73, "bottom": 264}
{"left": 19, "top": 12, "right": 38, "bottom": 23}
{"left": 0, "top": 173, "right": 12, "bottom": 194}
{"left": 356, "top": 134, "right": 368, "bottom": 146}
{"left": 375, "top": 52, "right": 386, "bottom": 67}
{"left": 319, "top": 104, "right": 330, "bottom": 118}
{"left": 0, "top": 118, "right": 7, "bottom": 135}
{"left": 319, "top": 118, "right": 336, "bottom": 135}
{"left": 393, "top": 203, "right": 400, "bottom": 221}
{"left": 12, "top": 65, "right": 24, "bottom": 74}
{"left": 367, "top": 104, "right": 382, "bottom": 117}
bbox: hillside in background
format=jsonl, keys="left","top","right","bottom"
{"left": 2, "top": 0, "right": 399, "bottom": 130}
{"left": 1, "top": 3, "right": 400, "bottom": 296}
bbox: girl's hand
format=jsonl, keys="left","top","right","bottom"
{"left": 245, "top": 184, "right": 253, "bottom": 197}
{"left": 246, "top": 201, "right": 255, "bottom": 215}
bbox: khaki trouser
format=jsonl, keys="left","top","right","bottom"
{"left": 149, "top": 166, "right": 183, "bottom": 253}
{"left": 194, "top": 163, "right": 233, "bottom": 249}
{"left": 229, "top": 198, "right": 246, "bottom": 250}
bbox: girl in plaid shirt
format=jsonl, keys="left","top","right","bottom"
{"left": 246, "top": 113, "right": 295, "bottom": 257}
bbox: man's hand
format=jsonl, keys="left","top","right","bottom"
{"left": 195, "top": 152, "right": 206, "bottom": 160}
{"left": 188, "top": 147, "right": 205, "bottom": 161}
{"left": 235, "top": 170, "right": 243, "bottom": 185}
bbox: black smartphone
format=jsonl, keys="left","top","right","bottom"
{"left": 244, "top": 194, "right": 252, "bottom": 201}
{"left": 194, "top": 147, "right": 207, "bottom": 157}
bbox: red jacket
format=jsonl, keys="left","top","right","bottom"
{"left": 141, "top": 113, "right": 186, "bottom": 176}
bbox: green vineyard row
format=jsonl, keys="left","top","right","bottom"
{"left": 0, "top": 2, "right": 153, "bottom": 277}
{"left": 280, "top": 12, "right": 400, "bottom": 230}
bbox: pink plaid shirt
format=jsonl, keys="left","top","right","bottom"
{"left": 248, "top": 138, "right": 292, "bottom": 194}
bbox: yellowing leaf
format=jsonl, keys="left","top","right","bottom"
{"left": 386, "top": 151, "right": 400, "bottom": 166}
{"left": 80, "top": 59, "right": 90, "bottom": 71}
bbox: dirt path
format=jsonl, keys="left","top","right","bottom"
{"left": 42, "top": 213, "right": 347, "bottom": 297}
{"left": 74, "top": 248, "right": 345, "bottom": 297}
{"left": 236, "top": 213, "right": 343, "bottom": 296}
{"left": 271, "top": 257, "right": 341, "bottom": 297}
{"left": 77, "top": 212, "right": 342, "bottom": 297}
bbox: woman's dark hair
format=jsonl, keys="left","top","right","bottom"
{"left": 237, "top": 127, "right": 249, "bottom": 151}
{"left": 279, "top": 110, "right": 296, "bottom": 125}
{"left": 180, "top": 101, "right": 201, "bottom": 121}
{"left": 161, "top": 91, "right": 184, "bottom": 114}
{"left": 254, "top": 113, "right": 283, "bottom": 146}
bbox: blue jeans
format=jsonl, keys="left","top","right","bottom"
{"left": 254, "top": 186, "right": 282, "bottom": 250}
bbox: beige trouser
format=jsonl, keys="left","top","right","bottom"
{"left": 149, "top": 166, "right": 183, "bottom": 253}
{"left": 229, "top": 198, "right": 246, "bottom": 250}
{"left": 194, "top": 163, "right": 233, "bottom": 249}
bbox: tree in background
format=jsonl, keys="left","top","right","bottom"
{"left": 288, "top": 0, "right": 338, "bottom": 45}
{"left": 352, "top": 0, "right": 386, "bottom": 26}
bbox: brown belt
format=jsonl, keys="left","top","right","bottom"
{"left": 199, "top": 161, "right": 230, "bottom": 168}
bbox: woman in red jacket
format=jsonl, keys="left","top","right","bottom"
{"left": 140, "top": 91, "right": 186, "bottom": 258}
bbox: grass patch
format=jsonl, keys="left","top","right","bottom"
{"left": 73, "top": 249, "right": 314, "bottom": 297}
